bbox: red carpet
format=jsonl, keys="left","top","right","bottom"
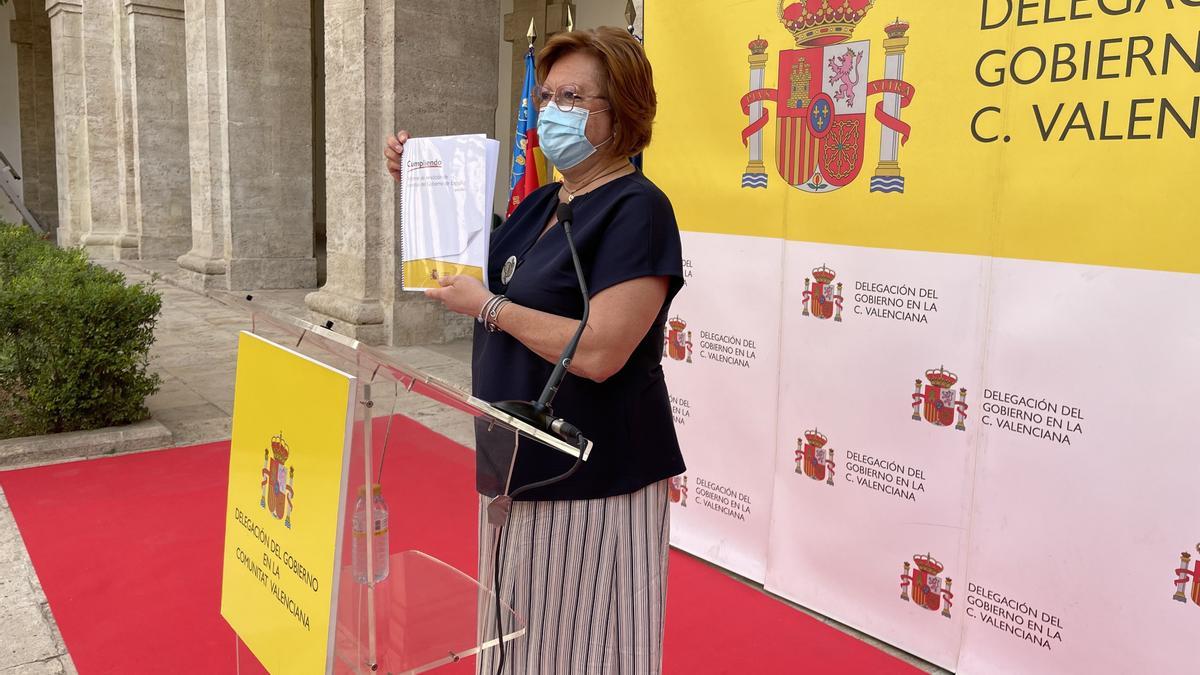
{"left": 0, "top": 417, "right": 919, "bottom": 674}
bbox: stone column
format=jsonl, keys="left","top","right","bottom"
{"left": 119, "top": 0, "right": 190, "bottom": 259}
{"left": 303, "top": 0, "right": 393, "bottom": 343}
{"left": 44, "top": 1, "right": 85, "bottom": 246}
{"left": 177, "top": 0, "right": 226, "bottom": 281}
{"left": 75, "top": 0, "right": 128, "bottom": 258}
{"left": 45, "top": 0, "right": 135, "bottom": 255}
{"left": 178, "top": 0, "right": 317, "bottom": 290}
{"left": 307, "top": 0, "right": 500, "bottom": 345}
{"left": 9, "top": 0, "right": 59, "bottom": 235}
{"left": 108, "top": 0, "right": 139, "bottom": 259}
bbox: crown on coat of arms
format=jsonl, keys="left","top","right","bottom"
{"left": 748, "top": 36, "right": 769, "bottom": 55}
{"left": 668, "top": 317, "right": 688, "bottom": 331}
{"left": 803, "top": 429, "right": 828, "bottom": 448}
{"left": 913, "top": 553, "right": 944, "bottom": 575}
{"left": 885, "top": 17, "right": 910, "bottom": 39}
{"left": 270, "top": 434, "right": 290, "bottom": 462}
{"left": 779, "top": 0, "right": 877, "bottom": 47}
{"left": 812, "top": 264, "right": 836, "bottom": 284}
{"left": 925, "top": 365, "right": 958, "bottom": 389}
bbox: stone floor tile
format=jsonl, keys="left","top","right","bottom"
{"left": 0, "top": 572, "right": 33, "bottom": 602}
{"left": 0, "top": 601, "right": 60, "bottom": 669}
{"left": 145, "top": 384, "right": 208, "bottom": 411}
{"left": 149, "top": 403, "right": 227, "bottom": 425}
{"left": 0, "top": 659, "right": 66, "bottom": 675}
{"left": 420, "top": 340, "right": 473, "bottom": 364}
{"left": 206, "top": 397, "right": 236, "bottom": 416}
{"left": 192, "top": 375, "right": 238, "bottom": 394}
{"left": 205, "top": 314, "right": 255, "bottom": 328}
{"left": 161, "top": 363, "right": 237, "bottom": 384}
{"left": 0, "top": 527, "right": 24, "bottom": 570}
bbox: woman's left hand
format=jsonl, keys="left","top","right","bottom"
{"left": 424, "top": 274, "right": 492, "bottom": 318}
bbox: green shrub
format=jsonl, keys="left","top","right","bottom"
{"left": 0, "top": 223, "right": 162, "bottom": 438}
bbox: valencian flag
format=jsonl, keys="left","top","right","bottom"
{"left": 507, "top": 46, "right": 546, "bottom": 216}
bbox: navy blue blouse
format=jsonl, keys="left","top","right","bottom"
{"left": 472, "top": 171, "right": 686, "bottom": 501}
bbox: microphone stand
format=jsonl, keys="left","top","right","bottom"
{"left": 486, "top": 201, "right": 590, "bottom": 675}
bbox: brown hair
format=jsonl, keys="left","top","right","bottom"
{"left": 536, "top": 27, "right": 656, "bottom": 158}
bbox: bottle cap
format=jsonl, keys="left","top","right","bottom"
{"left": 356, "top": 483, "right": 383, "bottom": 497}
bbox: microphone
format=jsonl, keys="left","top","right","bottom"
{"left": 492, "top": 200, "right": 590, "bottom": 449}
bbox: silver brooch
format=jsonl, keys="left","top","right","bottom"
{"left": 501, "top": 255, "right": 518, "bottom": 285}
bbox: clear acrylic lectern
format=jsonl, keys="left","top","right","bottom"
{"left": 230, "top": 297, "right": 591, "bottom": 674}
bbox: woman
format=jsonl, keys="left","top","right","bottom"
{"left": 385, "top": 27, "right": 684, "bottom": 675}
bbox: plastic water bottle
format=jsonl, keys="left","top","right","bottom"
{"left": 352, "top": 484, "right": 389, "bottom": 584}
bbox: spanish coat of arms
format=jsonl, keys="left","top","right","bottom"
{"left": 664, "top": 317, "right": 694, "bottom": 363}
{"left": 795, "top": 429, "right": 835, "bottom": 485}
{"left": 802, "top": 265, "right": 844, "bottom": 321}
{"left": 260, "top": 433, "right": 296, "bottom": 528}
{"left": 911, "top": 366, "right": 968, "bottom": 431}
{"left": 900, "top": 553, "right": 953, "bottom": 618}
{"left": 739, "top": 1, "right": 916, "bottom": 194}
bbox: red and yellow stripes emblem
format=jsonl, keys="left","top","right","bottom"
{"left": 776, "top": 117, "right": 820, "bottom": 188}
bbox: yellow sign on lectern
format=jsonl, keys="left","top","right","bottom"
{"left": 220, "top": 332, "right": 357, "bottom": 674}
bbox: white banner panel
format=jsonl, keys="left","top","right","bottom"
{"left": 664, "top": 230, "right": 783, "bottom": 582}
{"left": 764, "top": 241, "right": 991, "bottom": 669}
{"left": 956, "top": 259, "right": 1200, "bottom": 674}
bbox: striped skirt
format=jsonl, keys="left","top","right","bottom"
{"left": 476, "top": 479, "right": 671, "bottom": 675}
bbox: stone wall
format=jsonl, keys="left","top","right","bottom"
{"left": 6, "top": 1, "right": 59, "bottom": 231}
{"left": 3, "top": 0, "right": 58, "bottom": 228}
{"left": 122, "top": 0, "right": 191, "bottom": 259}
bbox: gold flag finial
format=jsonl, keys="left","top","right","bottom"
{"left": 526, "top": 17, "right": 537, "bottom": 46}
{"left": 566, "top": 5, "right": 574, "bottom": 32}
{"left": 625, "top": 0, "right": 637, "bottom": 32}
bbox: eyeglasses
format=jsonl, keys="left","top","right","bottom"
{"left": 535, "top": 84, "right": 607, "bottom": 112}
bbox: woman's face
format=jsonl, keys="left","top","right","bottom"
{"left": 541, "top": 51, "right": 615, "bottom": 157}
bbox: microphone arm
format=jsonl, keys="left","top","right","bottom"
{"left": 536, "top": 201, "right": 589, "bottom": 413}
{"left": 492, "top": 200, "right": 590, "bottom": 448}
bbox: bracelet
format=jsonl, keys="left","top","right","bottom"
{"left": 477, "top": 294, "right": 502, "bottom": 324}
{"left": 485, "top": 297, "right": 512, "bottom": 333}
{"left": 477, "top": 295, "right": 494, "bottom": 323}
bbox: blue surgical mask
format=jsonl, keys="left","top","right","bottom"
{"left": 537, "top": 105, "right": 612, "bottom": 170}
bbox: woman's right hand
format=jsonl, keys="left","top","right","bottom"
{"left": 384, "top": 130, "right": 410, "bottom": 182}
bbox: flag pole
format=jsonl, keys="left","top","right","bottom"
{"left": 626, "top": 1, "right": 645, "bottom": 171}
{"left": 506, "top": 19, "right": 545, "bottom": 216}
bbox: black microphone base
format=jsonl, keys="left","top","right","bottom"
{"left": 492, "top": 399, "right": 587, "bottom": 449}
{"left": 492, "top": 400, "right": 552, "bottom": 433}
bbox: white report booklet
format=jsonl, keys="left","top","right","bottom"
{"left": 399, "top": 134, "right": 500, "bottom": 291}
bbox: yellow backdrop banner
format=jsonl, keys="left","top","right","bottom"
{"left": 646, "top": 1, "right": 1199, "bottom": 274}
